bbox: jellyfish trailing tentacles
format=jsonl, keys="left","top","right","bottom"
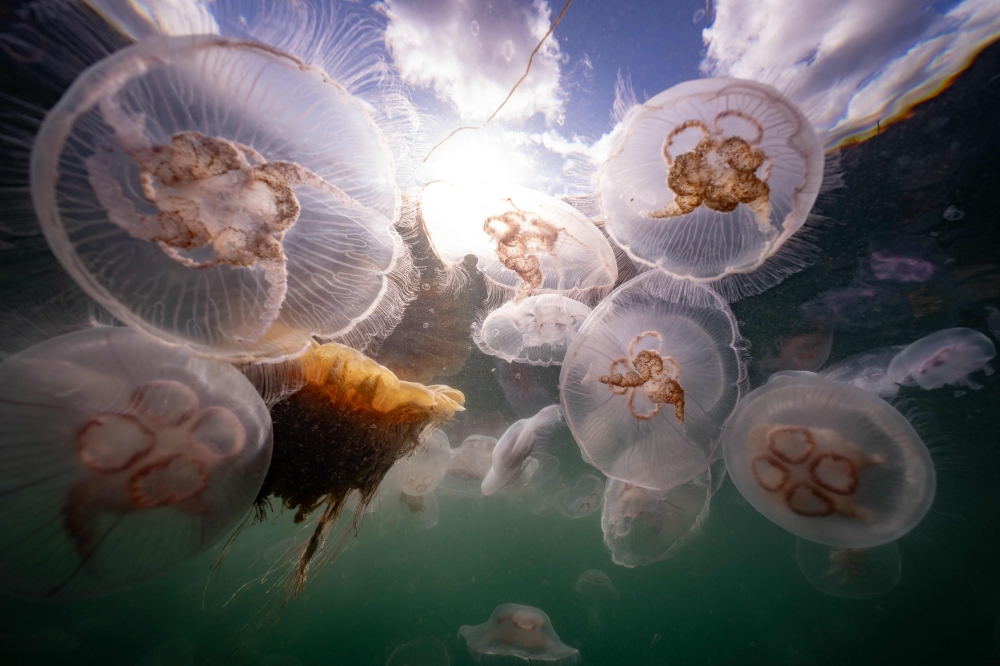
{"left": 257, "top": 342, "right": 463, "bottom": 594}
{"left": 0, "top": 327, "right": 272, "bottom": 601}
{"left": 598, "top": 77, "right": 824, "bottom": 301}
{"left": 722, "top": 372, "right": 935, "bottom": 548}
{"left": 31, "top": 34, "right": 409, "bottom": 361}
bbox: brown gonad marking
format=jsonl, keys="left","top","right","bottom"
{"left": 598, "top": 331, "right": 685, "bottom": 422}
{"left": 748, "top": 424, "right": 884, "bottom": 521}
{"left": 646, "top": 111, "right": 773, "bottom": 231}
{"left": 483, "top": 203, "right": 562, "bottom": 302}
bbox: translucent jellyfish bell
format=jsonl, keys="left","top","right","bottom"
{"left": 445, "top": 435, "right": 496, "bottom": 482}
{"left": 459, "top": 603, "right": 579, "bottom": 665}
{"left": 396, "top": 429, "right": 453, "bottom": 496}
{"left": 0, "top": 327, "right": 272, "bottom": 600}
{"left": 722, "top": 372, "right": 936, "bottom": 548}
{"left": 601, "top": 477, "right": 710, "bottom": 568}
{"left": 31, "top": 35, "right": 406, "bottom": 361}
{"left": 476, "top": 294, "right": 592, "bottom": 366}
{"left": 887, "top": 328, "right": 996, "bottom": 390}
{"left": 386, "top": 636, "right": 450, "bottom": 666}
{"left": 598, "top": 78, "right": 824, "bottom": 300}
{"left": 560, "top": 270, "right": 745, "bottom": 491}
{"left": 481, "top": 405, "right": 563, "bottom": 496}
{"left": 795, "top": 538, "right": 902, "bottom": 600}
{"left": 574, "top": 568, "right": 618, "bottom": 628}
{"left": 419, "top": 181, "right": 617, "bottom": 303}
{"left": 560, "top": 475, "right": 605, "bottom": 518}
{"left": 819, "top": 347, "right": 907, "bottom": 397}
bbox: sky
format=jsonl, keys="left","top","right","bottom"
{"left": 87, "top": 0, "right": 1000, "bottom": 196}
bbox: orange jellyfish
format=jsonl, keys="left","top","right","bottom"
{"left": 256, "top": 341, "right": 464, "bottom": 594}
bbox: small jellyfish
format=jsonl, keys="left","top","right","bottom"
{"left": 574, "top": 569, "right": 619, "bottom": 628}
{"left": 399, "top": 490, "right": 440, "bottom": 529}
{"left": 0, "top": 327, "right": 272, "bottom": 601}
{"left": 259, "top": 342, "right": 463, "bottom": 594}
{"left": 887, "top": 327, "right": 996, "bottom": 390}
{"left": 560, "top": 270, "right": 745, "bottom": 491}
{"left": 795, "top": 538, "right": 902, "bottom": 600}
{"left": 598, "top": 77, "right": 824, "bottom": 300}
{"left": 482, "top": 406, "right": 563, "bottom": 496}
{"left": 445, "top": 435, "right": 497, "bottom": 482}
{"left": 799, "top": 286, "right": 912, "bottom": 331}
{"left": 759, "top": 327, "right": 833, "bottom": 376}
{"left": 560, "top": 475, "right": 605, "bottom": 518}
{"left": 866, "top": 236, "right": 945, "bottom": 283}
{"left": 31, "top": 35, "right": 409, "bottom": 361}
{"left": 459, "top": 604, "right": 579, "bottom": 665}
{"left": 819, "top": 347, "right": 907, "bottom": 397}
{"left": 601, "top": 477, "right": 710, "bottom": 568}
{"left": 476, "top": 294, "right": 592, "bottom": 366}
{"left": 722, "top": 372, "right": 936, "bottom": 548}
{"left": 395, "top": 429, "right": 453, "bottom": 496}
{"left": 942, "top": 205, "right": 964, "bottom": 221}
{"left": 386, "top": 636, "right": 450, "bottom": 666}
{"left": 419, "top": 181, "right": 617, "bottom": 304}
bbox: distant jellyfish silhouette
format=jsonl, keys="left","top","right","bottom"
{"left": 865, "top": 236, "right": 946, "bottom": 284}
{"left": 482, "top": 405, "right": 563, "bottom": 496}
{"left": 459, "top": 604, "right": 580, "bottom": 665}
{"left": 819, "top": 347, "right": 907, "bottom": 397}
{"left": 446, "top": 435, "right": 496, "bottom": 482}
{"left": 399, "top": 490, "right": 440, "bottom": 529}
{"left": 560, "top": 475, "right": 605, "bottom": 518}
{"left": 476, "top": 294, "right": 592, "bottom": 366}
{"left": 31, "top": 34, "right": 410, "bottom": 362}
{"left": 799, "top": 286, "right": 911, "bottom": 331}
{"left": 601, "top": 476, "right": 711, "bottom": 568}
{"left": 795, "top": 538, "right": 901, "bottom": 600}
{"left": 888, "top": 327, "right": 995, "bottom": 390}
{"left": 575, "top": 569, "right": 619, "bottom": 627}
{"left": 598, "top": 77, "right": 824, "bottom": 301}
{"left": 722, "top": 372, "right": 936, "bottom": 548}
{"left": 419, "top": 180, "right": 617, "bottom": 304}
{"left": 397, "top": 429, "right": 453, "bottom": 497}
{"left": 560, "top": 270, "right": 745, "bottom": 491}
{"left": 0, "top": 327, "right": 272, "bottom": 601}
{"left": 386, "top": 636, "right": 450, "bottom": 666}
{"left": 759, "top": 327, "right": 833, "bottom": 377}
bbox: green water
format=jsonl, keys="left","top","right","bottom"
{"left": 3, "top": 13, "right": 1000, "bottom": 666}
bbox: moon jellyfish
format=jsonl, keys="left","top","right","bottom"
{"left": 31, "top": 35, "right": 408, "bottom": 361}
{"left": 598, "top": 77, "right": 824, "bottom": 300}
{"left": 393, "top": 429, "right": 453, "bottom": 497}
{"left": 482, "top": 405, "right": 563, "bottom": 496}
{"left": 575, "top": 569, "right": 618, "bottom": 628}
{"left": 560, "top": 270, "right": 745, "bottom": 491}
{"left": 386, "top": 636, "right": 450, "bottom": 666}
{"left": 601, "top": 476, "right": 710, "bottom": 568}
{"left": 865, "top": 236, "right": 945, "bottom": 284}
{"left": 795, "top": 538, "right": 901, "bottom": 600}
{"left": 887, "top": 327, "right": 996, "bottom": 390}
{"left": 259, "top": 342, "right": 463, "bottom": 593}
{"left": 419, "top": 181, "right": 617, "bottom": 304}
{"left": 759, "top": 328, "right": 833, "bottom": 377}
{"left": 476, "top": 294, "right": 592, "bottom": 366}
{"left": 399, "top": 491, "right": 440, "bottom": 529}
{"left": 459, "top": 604, "right": 580, "bottom": 665}
{"left": 446, "top": 435, "right": 496, "bottom": 482}
{"left": 722, "top": 372, "right": 935, "bottom": 548}
{"left": 819, "top": 347, "right": 907, "bottom": 397}
{"left": 0, "top": 327, "right": 272, "bottom": 601}
{"left": 560, "top": 475, "right": 605, "bottom": 519}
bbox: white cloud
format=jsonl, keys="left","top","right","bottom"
{"left": 378, "top": 0, "right": 567, "bottom": 124}
{"left": 701, "top": 0, "right": 1000, "bottom": 148}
